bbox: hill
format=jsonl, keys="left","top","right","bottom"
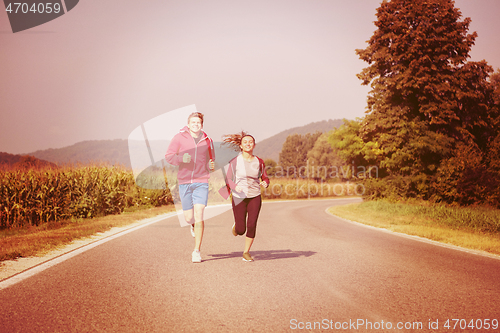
{"left": 253, "top": 119, "right": 344, "bottom": 161}
{"left": 0, "top": 152, "right": 22, "bottom": 166}
{"left": 0, "top": 152, "right": 57, "bottom": 170}
{"left": 28, "top": 140, "right": 131, "bottom": 168}
{"left": 21, "top": 119, "right": 344, "bottom": 168}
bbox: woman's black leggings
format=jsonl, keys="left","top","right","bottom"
{"left": 231, "top": 195, "right": 262, "bottom": 239}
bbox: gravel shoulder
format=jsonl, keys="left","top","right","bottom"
{"left": 0, "top": 213, "right": 175, "bottom": 281}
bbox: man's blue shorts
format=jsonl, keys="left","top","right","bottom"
{"left": 178, "top": 183, "right": 209, "bottom": 211}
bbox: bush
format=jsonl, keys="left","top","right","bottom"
{"left": 430, "top": 141, "right": 499, "bottom": 207}
{"left": 363, "top": 174, "right": 429, "bottom": 202}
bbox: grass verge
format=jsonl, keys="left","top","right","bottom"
{"left": 0, "top": 204, "right": 176, "bottom": 262}
{"left": 328, "top": 200, "right": 500, "bottom": 256}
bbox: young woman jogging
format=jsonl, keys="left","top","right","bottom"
{"left": 222, "top": 132, "right": 270, "bottom": 262}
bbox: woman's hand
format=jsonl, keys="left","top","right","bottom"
{"left": 260, "top": 181, "right": 269, "bottom": 188}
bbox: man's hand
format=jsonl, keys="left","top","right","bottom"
{"left": 260, "top": 181, "right": 269, "bottom": 188}
{"left": 182, "top": 153, "right": 192, "bottom": 163}
{"left": 209, "top": 159, "right": 215, "bottom": 171}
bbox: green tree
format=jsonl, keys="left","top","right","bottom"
{"left": 355, "top": 0, "right": 498, "bottom": 201}
{"left": 264, "top": 158, "right": 277, "bottom": 177}
{"left": 306, "top": 132, "right": 343, "bottom": 181}
{"left": 491, "top": 68, "right": 500, "bottom": 106}
{"left": 482, "top": 68, "right": 500, "bottom": 206}
{"left": 279, "top": 132, "right": 321, "bottom": 178}
{"left": 328, "top": 119, "right": 375, "bottom": 165}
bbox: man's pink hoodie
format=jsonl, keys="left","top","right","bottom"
{"left": 165, "top": 126, "right": 214, "bottom": 185}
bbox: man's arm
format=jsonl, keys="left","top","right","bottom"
{"left": 207, "top": 138, "right": 215, "bottom": 171}
{"left": 165, "top": 136, "right": 184, "bottom": 166}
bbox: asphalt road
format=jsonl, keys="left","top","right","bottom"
{"left": 1, "top": 198, "right": 500, "bottom": 332}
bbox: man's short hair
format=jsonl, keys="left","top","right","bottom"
{"left": 188, "top": 112, "right": 204, "bottom": 125}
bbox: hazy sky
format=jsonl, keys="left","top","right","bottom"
{"left": 1, "top": 0, "right": 499, "bottom": 154}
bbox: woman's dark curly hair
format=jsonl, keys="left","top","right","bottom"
{"left": 222, "top": 131, "right": 255, "bottom": 151}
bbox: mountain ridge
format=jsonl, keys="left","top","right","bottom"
{"left": 1, "top": 119, "right": 345, "bottom": 168}
{"left": 253, "top": 119, "right": 343, "bottom": 161}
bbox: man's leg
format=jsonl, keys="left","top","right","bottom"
{"left": 180, "top": 183, "right": 195, "bottom": 228}
{"left": 183, "top": 209, "right": 194, "bottom": 225}
{"left": 190, "top": 183, "right": 208, "bottom": 262}
{"left": 182, "top": 208, "right": 195, "bottom": 236}
{"left": 193, "top": 203, "right": 205, "bottom": 251}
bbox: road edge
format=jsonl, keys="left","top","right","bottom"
{"left": 0, "top": 212, "right": 178, "bottom": 290}
{"left": 326, "top": 207, "right": 500, "bottom": 261}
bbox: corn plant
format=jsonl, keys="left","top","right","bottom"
{"left": 0, "top": 165, "right": 172, "bottom": 229}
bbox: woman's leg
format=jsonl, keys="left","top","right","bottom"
{"left": 245, "top": 195, "right": 262, "bottom": 239}
{"left": 232, "top": 196, "right": 248, "bottom": 236}
{"left": 243, "top": 195, "right": 262, "bottom": 259}
{"left": 244, "top": 236, "right": 254, "bottom": 254}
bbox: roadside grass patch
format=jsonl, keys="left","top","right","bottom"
{"left": 0, "top": 205, "right": 176, "bottom": 262}
{"left": 328, "top": 200, "right": 500, "bottom": 256}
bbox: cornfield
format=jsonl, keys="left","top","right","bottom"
{"left": 0, "top": 166, "right": 172, "bottom": 229}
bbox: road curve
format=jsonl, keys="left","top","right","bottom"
{"left": 1, "top": 198, "right": 500, "bottom": 332}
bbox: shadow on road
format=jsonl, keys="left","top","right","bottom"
{"left": 205, "top": 249, "right": 316, "bottom": 261}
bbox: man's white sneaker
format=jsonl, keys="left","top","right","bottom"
{"left": 192, "top": 250, "right": 202, "bottom": 263}
{"left": 190, "top": 224, "right": 195, "bottom": 237}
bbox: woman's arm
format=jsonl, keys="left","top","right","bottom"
{"left": 224, "top": 158, "right": 239, "bottom": 191}
{"left": 259, "top": 157, "right": 270, "bottom": 188}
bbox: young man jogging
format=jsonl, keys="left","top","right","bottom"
{"left": 165, "top": 112, "right": 215, "bottom": 262}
